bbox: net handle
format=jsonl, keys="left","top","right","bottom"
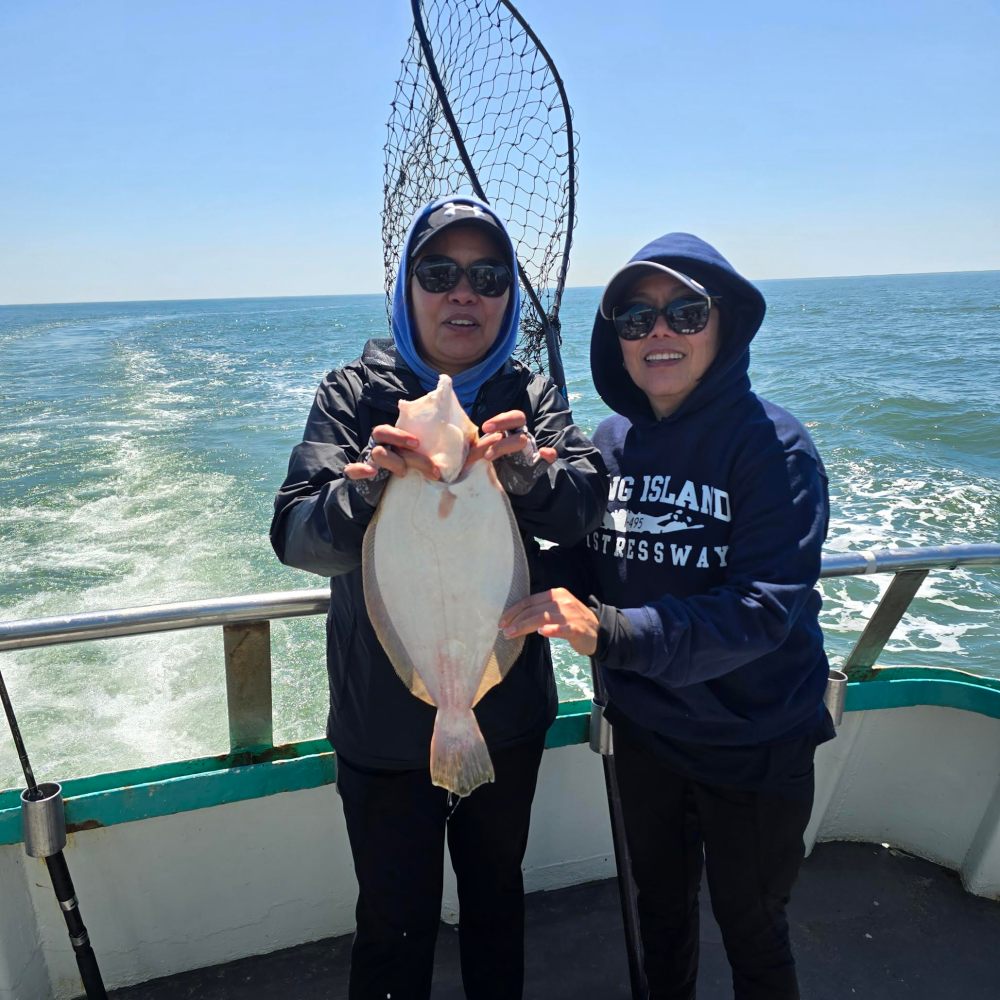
{"left": 499, "top": 0, "right": 576, "bottom": 321}
{"left": 409, "top": 0, "right": 570, "bottom": 395}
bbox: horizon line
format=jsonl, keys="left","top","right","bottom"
{"left": 2, "top": 267, "right": 997, "bottom": 309}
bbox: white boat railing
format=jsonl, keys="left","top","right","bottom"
{"left": 1, "top": 543, "right": 998, "bottom": 754}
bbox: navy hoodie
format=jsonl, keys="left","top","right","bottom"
{"left": 582, "top": 233, "right": 832, "bottom": 756}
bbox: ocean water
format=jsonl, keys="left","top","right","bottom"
{"left": 1, "top": 272, "right": 998, "bottom": 789}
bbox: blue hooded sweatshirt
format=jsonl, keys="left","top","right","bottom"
{"left": 391, "top": 195, "right": 522, "bottom": 412}
{"left": 582, "top": 233, "right": 832, "bottom": 759}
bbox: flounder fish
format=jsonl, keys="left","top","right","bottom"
{"left": 362, "top": 374, "right": 529, "bottom": 797}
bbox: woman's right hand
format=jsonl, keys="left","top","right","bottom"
{"left": 499, "top": 588, "right": 599, "bottom": 657}
{"left": 344, "top": 424, "right": 440, "bottom": 481}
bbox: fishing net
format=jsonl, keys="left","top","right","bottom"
{"left": 383, "top": 0, "right": 577, "bottom": 381}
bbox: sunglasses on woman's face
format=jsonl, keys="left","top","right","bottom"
{"left": 412, "top": 255, "right": 513, "bottom": 297}
{"left": 611, "top": 295, "right": 717, "bottom": 339}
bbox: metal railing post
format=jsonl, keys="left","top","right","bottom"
{"left": 841, "top": 569, "right": 930, "bottom": 680}
{"left": 223, "top": 622, "right": 273, "bottom": 752}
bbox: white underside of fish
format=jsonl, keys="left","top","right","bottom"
{"left": 361, "top": 376, "right": 528, "bottom": 797}
{"left": 364, "top": 463, "right": 528, "bottom": 795}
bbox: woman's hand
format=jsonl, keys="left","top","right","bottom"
{"left": 344, "top": 424, "right": 440, "bottom": 481}
{"left": 499, "top": 588, "right": 599, "bottom": 657}
{"left": 463, "top": 410, "right": 558, "bottom": 472}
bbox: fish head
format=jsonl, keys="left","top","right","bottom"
{"left": 396, "top": 374, "right": 479, "bottom": 483}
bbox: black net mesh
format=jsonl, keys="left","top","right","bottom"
{"left": 383, "top": 0, "right": 577, "bottom": 375}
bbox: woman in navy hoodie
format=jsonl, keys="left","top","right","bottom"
{"left": 502, "top": 233, "right": 834, "bottom": 999}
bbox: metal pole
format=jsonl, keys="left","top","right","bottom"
{"left": 1, "top": 665, "right": 108, "bottom": 999}
{"left": 590, "top": 665, "right": 649, "bottom": 1000}
{"left": 409, "top": 0, "right": 572, "bottom": 398}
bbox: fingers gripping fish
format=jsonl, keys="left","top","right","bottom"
{"left": 362, "top": 375, "right": 529, "bottom": 796}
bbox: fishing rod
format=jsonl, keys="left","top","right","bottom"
{"left": 0, "top": 665, "right": 108, "bottom": 1000}
{"left": 590, "top": 667, "right": 650, "bottom": 1000}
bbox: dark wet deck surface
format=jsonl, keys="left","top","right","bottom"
{"left": 109, "top": 841, "right": 1000, "bottom": 999}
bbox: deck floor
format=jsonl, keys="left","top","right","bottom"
{"left": 108, "top": 841, "right": 1000, "bottom": 999}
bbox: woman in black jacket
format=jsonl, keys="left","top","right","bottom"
{"left": 271, "top": 196, "right": 606, "bottom": 1000}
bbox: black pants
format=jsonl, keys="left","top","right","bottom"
{"left": 614, "top": 726, "right": 815, "bottom": 1000}
{"left": 336, "top": 737, "right": 544, "bottom": 1000}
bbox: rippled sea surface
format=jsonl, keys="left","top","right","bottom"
{"left": 2, "top": 272, "right": 998, "bottom": 788}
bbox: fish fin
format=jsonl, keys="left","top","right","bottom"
{"left": 430, "top": 708, "right": 494, "bottom": 797}
{"left": 504, "top": 491, "right": 532, "bottom": 610}
{"left": 472, "top": 652, "right": 505, "bottom": 705}
{"left": 362, "top": 503, "right": 437, "bottom": 706}
{"left": 486, "top": 627, "right": 524, "bottom": 692}
{"left": 488, "top": 488, "right": 531, "bottom": 683}
{"left": 409, "top": 671, "right": 434, "bottom": 705}
{"left": 470, "top": 486, "right": 530, "bottom": 706}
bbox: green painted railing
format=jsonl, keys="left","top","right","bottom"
{"left": 0, "top": 702, "right": 591, "bottom": 846}
{"left": 1, "top": 543, "right": 998, "bottom": 846}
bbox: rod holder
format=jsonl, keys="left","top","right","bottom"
{"left": 825, "top": 668, "right": 848, "bottom": 727}
{"left": 589, "top": 700, "right": 613, "bottom": 756}
{"left": 21, "top": 782, "right": 67, "bottom": 858}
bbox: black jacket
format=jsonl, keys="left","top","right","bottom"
{"left": 271, "top": 338, "right": 607, "bottom": 769}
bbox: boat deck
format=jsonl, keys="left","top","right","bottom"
{"left": 107, "top": 841, "right": 1000, "bottom": 999}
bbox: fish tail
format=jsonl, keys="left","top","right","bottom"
{"left": 429, "top": 708, "right": 495, "bottom": 798}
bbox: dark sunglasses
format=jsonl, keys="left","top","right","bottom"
{"left": 611, "top": 295, "right": 719, "bottom": 339}
{"left": 412, "top": 255, "right": 513, "bottom": 297}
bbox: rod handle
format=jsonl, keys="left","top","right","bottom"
{"left": 46, "top": 853, "right": 108, "bottom": 1000}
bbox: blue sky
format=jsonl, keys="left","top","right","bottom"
{"left": 1, "top": 0, "right": 998, "bottom": 304}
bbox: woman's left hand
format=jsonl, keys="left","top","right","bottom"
{"left": 499, "top": 588, "right": 598, "bottom": 657}
{"left": 463, "top": 410, "right": 557, "bottom": 472}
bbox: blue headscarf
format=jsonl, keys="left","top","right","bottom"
{"left": 391, "top": 196, "right": 522, "bottom": 412}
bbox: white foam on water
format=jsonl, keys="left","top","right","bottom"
{"left": 0, "top": 340, "right": 275, "bottom": 789}
{"left": 819, "top": 457, "right": 998, "bottom": 670}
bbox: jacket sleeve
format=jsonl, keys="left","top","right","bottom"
{"left": 504, "top": 380, "right": 609, "bottom": 545}
{"left": 598, "top": 445, "right": 828, "bottom": 687}
{"left": 534, "top": 541, "right": 597, "bottom": 598}
{"left": 270, "top": 369, "right": 378, "bottom": 578}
